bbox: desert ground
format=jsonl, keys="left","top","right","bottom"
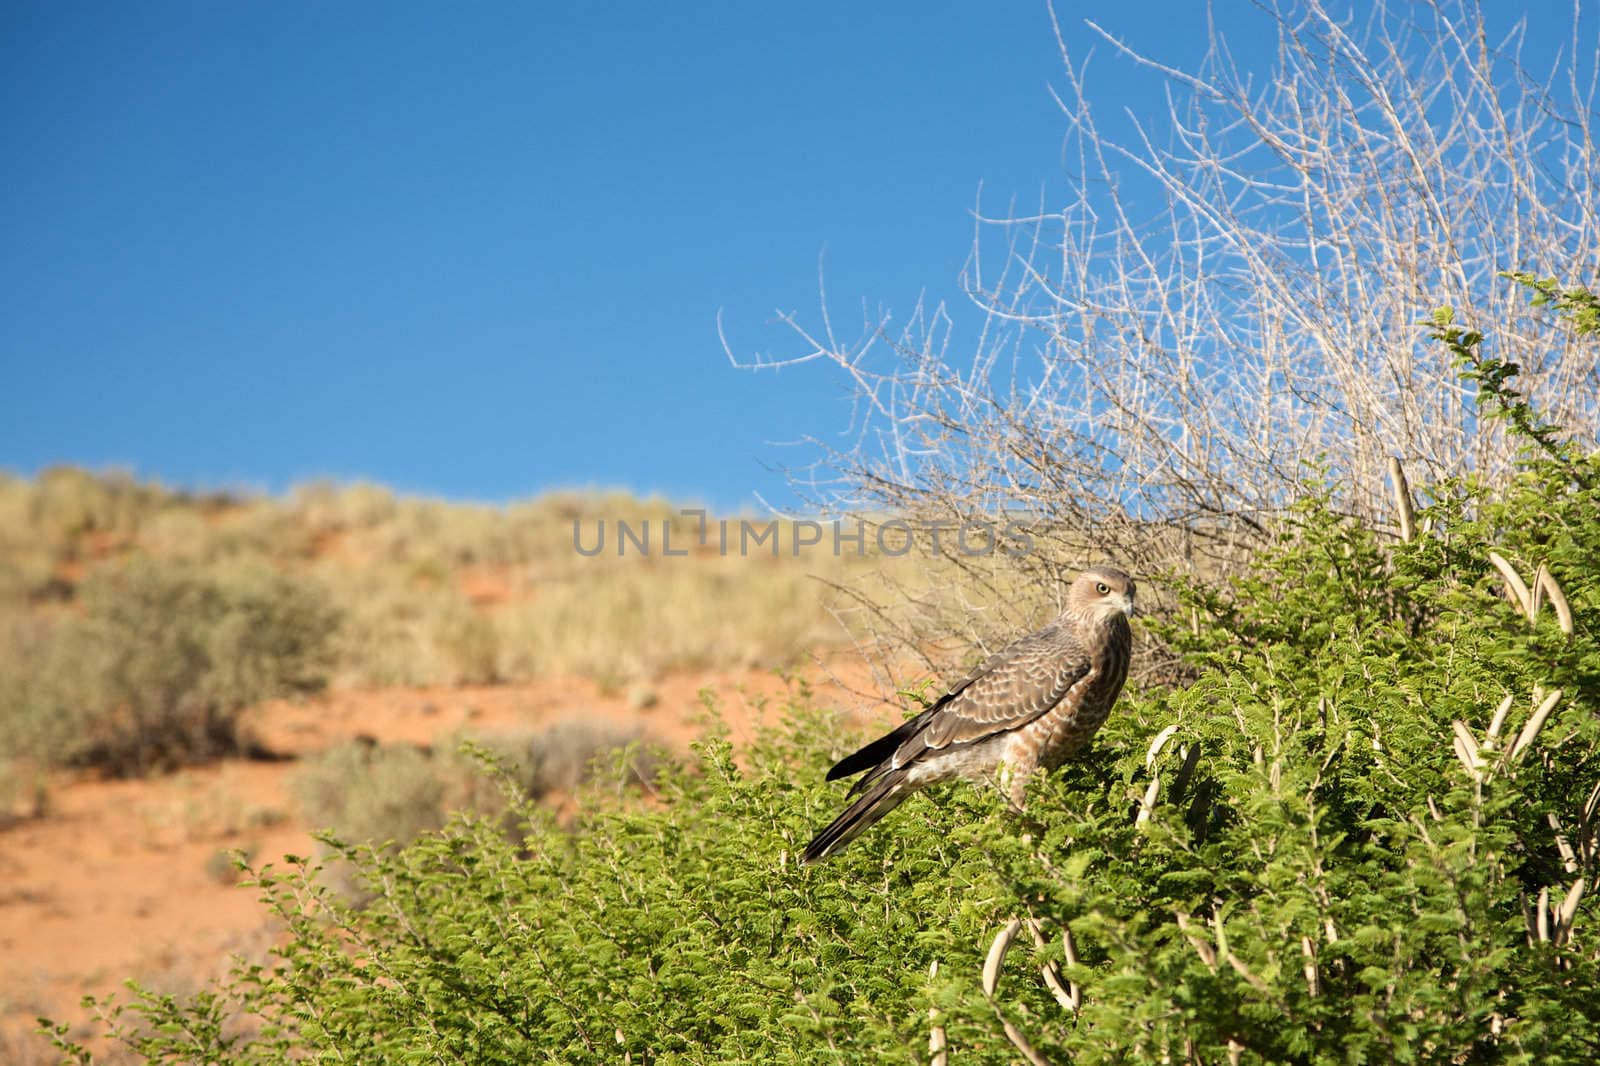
{"left": 0, "top": 662, "right": 894, "bottom": 1060}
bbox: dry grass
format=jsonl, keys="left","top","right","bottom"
{"left": 0, "top": 470, "right": 921, "bottom": 776}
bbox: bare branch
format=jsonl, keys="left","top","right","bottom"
{"left": 732, "top": 0, "right": 1599, "bottom": 662}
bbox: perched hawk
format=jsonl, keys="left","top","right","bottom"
{"left": 802, "top": 566, "right": 1136, "bottom": 864}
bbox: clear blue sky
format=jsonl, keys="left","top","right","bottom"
{"left": 1, "top": 2, "right": 1293, "bottom": 508}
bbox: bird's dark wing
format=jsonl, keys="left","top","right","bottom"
{"left": 894, "top": 623, "right": 1090, "bottom": 758}
{"left": 823, "top": 711, "right": 931, "bottom": 782}
{"left": 823, "top": 634, "right": 1033, "bottom": 782}
{"left": 827, "top": 623, "right": 1091, "bottom": 792}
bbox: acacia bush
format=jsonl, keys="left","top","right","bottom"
{"left": 53, "top": 308, "right": 1600, "bottom": 1062}
{"left": 13, "top": 7, "right": 1592, "bottom": 1032}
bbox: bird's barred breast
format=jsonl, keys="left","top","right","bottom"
{"left": 1038, "top": 637, "right": 1131, "bottom": 771}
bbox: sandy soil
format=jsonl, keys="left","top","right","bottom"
{"left": 0, "top": 659, "right": 890, "bottom": 1060}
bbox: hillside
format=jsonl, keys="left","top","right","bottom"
{"left": 0, "top": 473, "right": 903, "bottom": 1061}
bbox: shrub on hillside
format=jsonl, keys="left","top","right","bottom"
{"left": 0, "top": 558, "right": 338, "bottom": 775}
{"left": 320, "top": 572, "right": 503, "bottom": 687}
{"left": 290, "top": 718, "right": 657, "bottom": 899}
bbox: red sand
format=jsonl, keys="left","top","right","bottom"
{"left": 0, "top": 660, "right": 890, "bottom": 1058}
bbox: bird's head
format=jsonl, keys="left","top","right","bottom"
{"left": 1068, "top": 566, "right": 1136, "bottom": 622}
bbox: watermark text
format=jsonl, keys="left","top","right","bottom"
{"left": 572, "top": 510, "right": 1035, "bottom": 558}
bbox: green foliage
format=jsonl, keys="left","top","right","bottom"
{"left": 43, "top": 291, "right": 1600, "bottom": 1062}
{"left": 1073, "top": 467, "right": 1599, "bottom": 1061}
{"left": 1432, "top": 272, "right": 1600, "bottom": 474}
{"left": 64, "top": 583, "right": 1600, "bottom": 1065}
{"left": 58, "top": 448, "right": 1600, "bottom": 1062}
{"left": 293, "top": 741, "right": 448, "bottom": 849}
{"left": 1502, "top": 271, "right": 1600, "bottom": 339}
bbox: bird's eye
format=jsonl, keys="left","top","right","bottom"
{"left": 1095, "top": 582, "right": 1109, "bottom": 595}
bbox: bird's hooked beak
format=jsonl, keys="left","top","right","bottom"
{"left": 1103, "top": 591, "right": 1134, "bottom": 619}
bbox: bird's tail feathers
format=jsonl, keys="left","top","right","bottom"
{"left": 801, "top": 769, "right": 911, "bottom": 864}
{"left": 824, "top": 707, "right": 936, "bottom": 783}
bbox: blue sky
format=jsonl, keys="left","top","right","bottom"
{"left": 4, "top": 2, "right": 1276, "bottom": 508}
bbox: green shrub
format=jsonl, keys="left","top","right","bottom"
{"left": 47, "top": 288, "right": 1600, "bottom": 1063}
{"left": 27, "top": 465, "right": 168, "bottom": 543}
{"left": 316, "top": 568, "right": 516, "bottom": 687}
{"left": 471, "top": 716, "right": 659, "bottom": 801}
{"left": 289, "top": 740, "right": 449, "bottom": 900}
{"left": 433, "top": 604, "right": 501, "bottom": 685}
{"left": 68, "top": 425, "right": 1600, "bottom": 1062}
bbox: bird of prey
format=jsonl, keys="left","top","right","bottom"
{"left": 802, "top": 566, "right": 1135, "bottom": 864}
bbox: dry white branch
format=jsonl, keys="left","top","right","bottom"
{"left": 729, "top": 0, "right": 1600, "bottom": 666}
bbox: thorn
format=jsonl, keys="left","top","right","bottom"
{"left": 1537, "top": 566, "right": 1575, "bottom": 636}
{"left": 1388, "top": 458, "right": 1416, "bottom": 542}
{"left": 1487, "top": 550, "right": 1534, "bottom": 621}
{"left": 983, "top": 919, "right": 1022, "bottom": 998}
